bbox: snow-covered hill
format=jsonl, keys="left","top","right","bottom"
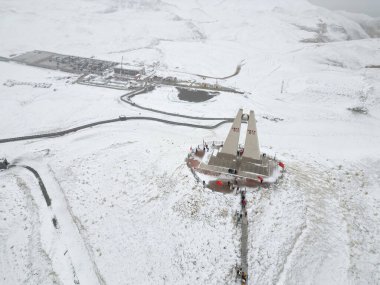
{"left": 0, "top": 0, "right": 379, "bottom": 284}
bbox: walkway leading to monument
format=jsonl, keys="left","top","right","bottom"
{"left": 241, "top": 198, "right": 249, "bottom": 284}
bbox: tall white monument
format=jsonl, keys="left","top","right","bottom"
{"left": 241, "top": 110, "right": 260, "bottom": 162}
{"left": 208, "top": 109, "right": 243, "bottom": 169}
{"left": 218, "top": 108, "right": 243, "bottom": 158}
{"left": 207, "top": 109, "right": 269, "bottom": 176}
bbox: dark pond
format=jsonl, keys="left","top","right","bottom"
{"left": 177, "top": 87, "right": 219, "bottom": 102}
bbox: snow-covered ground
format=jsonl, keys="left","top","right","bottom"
{"left": 1, "top": 0, "right": 380, "bottom": 284}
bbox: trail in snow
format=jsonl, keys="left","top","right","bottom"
{"left": 247, "top": 160, "right": 380, "bottom": 285}
{"left": 5, "top": 164, "right": 106, "bottom": 285}
{"left": 0, "top": 171, "right": 60, "bottom": 285}
{"left": 47, "top": 165, "right": 108, "bottom": 285}
{"left": 170, "top": 60, "right": 246, "bottom": 80}
{"left": 275, "top": 163, "right": 350, "bottom": 285}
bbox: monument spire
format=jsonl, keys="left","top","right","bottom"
{"left": 241, "top": 110, "right": 260, "bottom": 161}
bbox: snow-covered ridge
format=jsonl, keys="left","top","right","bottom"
{"left": 1, "top": 0, "right": 379, "bottom": 58}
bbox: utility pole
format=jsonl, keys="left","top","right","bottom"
{"left": 120, "top": 56, "right": 123, "bottom": 76}
{"left": 281, "top": 80, "right": 284, "bottom": 94}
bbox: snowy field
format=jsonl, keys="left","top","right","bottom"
{"left": 1, "top": 0, "right": 380, "bottom": 284}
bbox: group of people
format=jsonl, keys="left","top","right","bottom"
{"left": 235, "top": 208, "right": 248, "bottom": 225}
{"left": 191, "top": 143, "right": 209, "bottom": 155}
{"left": 241, "top": 190, "right": 247, "bottom": 209}
{"left": 234, "top": 182, "right": 249, "bottom": 283}
{"left": 228, "top": 179, "right": 243, "bottom": 193}
{"left": 236, "top": 267, "right": 248, "bottom": 283}
{"left": 233, "top": 182, "right": 248, "bottom": 225}
{"left": 235, "top": 210, "right": 243, "bottom": 223}
{"left": 190, "top": 144, "right": 210, "bottom": 154}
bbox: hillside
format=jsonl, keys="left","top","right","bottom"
{"left": 0, "top": 1, "right": 379, "bottom": 284}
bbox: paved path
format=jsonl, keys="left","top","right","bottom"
{"left": 241, "top": 212, "right": 249, "bottom": 283}
{"left": 9, "top": 165, "right": 51, "bottom": 206}
{"left": 237, "top": 190, "right": 249, "bottom": 284}
{"left": 0, "top": 116, "right": 231, "bottom": 144}
{"left": 0, "top": 86, "right": 235, "bottom": 145}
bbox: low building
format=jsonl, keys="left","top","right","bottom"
{"left": 114, "top": 64, "right": 145, "bottom": 77}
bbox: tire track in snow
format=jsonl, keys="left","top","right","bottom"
{"left": 248, "top": 161, "right": 351, "bottom": 285}
{"left": 276, "top": 163, "right": 350, "bottom": 285}
{"left": 248, "top": 171, "right": 305, "bottom": 285}
{"left": 7, "top": 164, "right": 106, "bottom": 285}
{"left": 19, "top": 175, "right": 62, "bottom": 285}
{"left": 329, "top": 161, "right": 380, "bottom": 284}
{"left": 0, "top": 172, "right": 61, "bottom": 285}
{"left": 48, "top": 166, "right": 107, "bottom": 285}
{"left": 271, "top": 167, "right": 309, "bottom": 285}
{"left": 274, "top": 219, "right": 307, "bottom": 285}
